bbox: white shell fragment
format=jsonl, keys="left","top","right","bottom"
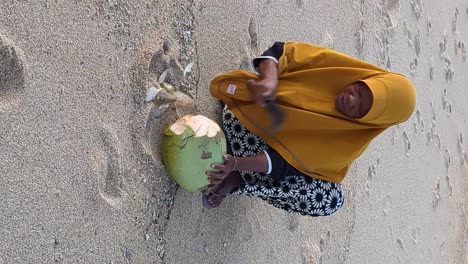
{"left": 144, "top": 86, "right": 161, "bottom": 102}
{"left": 158, "top": 69, "right": 168, "bottom": 84}
{"left": 183, "top": 62, "right": 194, "bottom": 76}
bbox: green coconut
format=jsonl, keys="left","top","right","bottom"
{"left": 161, "top": 115, "right": 227, "bottom": 193}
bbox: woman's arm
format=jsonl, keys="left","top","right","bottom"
{"left": 234, "top": 153, "right": 269, "bottom": 173}
{"left": 252, "top": 42, "right": 284, "bottom": 68}
{"left": 247, "top": 42, "right": 285, "bottom": 106}
{"left": 206, "top": 153, "right": 269, "bottom": 189}
{"left": 247, "top": 59, "right": 279, "bottom": 105}
{"left": 257, "top": 59, "right": 278, "bottom": 81}
{"left": 209, "top": 153, "right": 268, "bottom": 175}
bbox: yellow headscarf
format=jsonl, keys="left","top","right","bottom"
{"left": 210, "top": 41, "right": 416, "bottom": 183}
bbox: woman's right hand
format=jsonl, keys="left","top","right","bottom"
{"left": 247, "top": 58, "right": 279, "bottom": 106}
{"left": 247, "top": 78, "right": 278, "bottom": 106}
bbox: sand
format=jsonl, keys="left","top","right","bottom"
{"left": 0, "top": 0, "right": 467, "bottom": 263}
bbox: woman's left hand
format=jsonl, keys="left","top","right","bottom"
{"left": 206, "top": 154, "right": 237, "bottom": 191}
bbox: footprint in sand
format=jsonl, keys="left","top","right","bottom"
{"left": 391, "top": 127, "right": 398, "bottom": 145}
{"left": 442, "top": 89, "right": 453, "bottom": 115}
{"left": 363, "top": 180, "right": 371, "bottom": 197}
{"left": 414, "top": 30, "right": 421, "bottom": 56}
{"left": 288, "top": 214, "right": 300, "bottom": 232}
{"left": 238, "top": 217, "right": 253, "bottom": 242}
{"left": 368, "top": 157, "right": 379, "bottom": 180}
{"left": 239, "top": 18, "right": 259, "bottom": 71}
{"left": 432, "top": 179, "right": 441, "bottom": 209}
{"left": 380, "top": 0, "right": 398, "bottom": 29}
{"left": 355, "top": 0, "right": 366, "bottom": 57}
{"left": 385, "top": 0, "right": 400, "bottom": 10}
{"left": 355, "top": 19, "right": 365, "bottom": 58}
{"left": 383, "top": 195, "right": 392, "bottom": 215}
{"left": 457, "top": 132, "right": 465, "bottom": 166}
{"left": 430, "top": 100, "right": 436, "bottom": 118}
{"left": 148, "top": 40, "right": 184, "bottom": 88}
{"left": 427, "top": 129, "right": 434, "bottom": 145}
{"left": 368, "top": 164, "right": 376, "bottom": 180}
{"left": 426, "top": 17, "right": 432, "bottom": 34}
{"left": 444, "top": 148, "right": 451, "bottom": 169}
{"left": 432, "top": 180, "right": 442, "bottom": 209}
{"left": 248, "top": 17, "right": 259, "bottom": 51}
{"left": 403, "top": 21, "right": 420, "bottom": 56}
{"left": 0, "top": 35, "right": 25, "bottom": 113}
{"left": 302, "top": 239, "right": 322, "bottom": 264}
{"left": 426, "top": 102, "right": 441, "bottom": 149}
{"left": 433, "top": 134, "right": 442, "bottom": 150}
{"left": 445, "top": 175, "right": 453, "bottom": 197}
{"left": 452, "top": 8, "right": 459, "bottom": 32}
{"left": 94, "top": 126, "right": 127, "bottom": 207}
{"left": 411, "top": 227, "right": 420, "bottom": 244}
{"left": 386, "top": 225, "right": 394, "bottom": 243}
{"left": 148, "top": 43, "right": 171, "bottom": 81}
{"left": 439, "top": 34, "right": 455, "bottom": 81}
{"left": 439, "top": 34, "right": 448, "bottom": 59}
{"left": 429, "top": 58, "right": 435, "bottom": 80}
{"left": 455, "top": 40, "right": 467, "bottom": 62}
{"left": 410, "top": 0, "right": 423, "bottom": 19}
{"left": 376, "top": 34, "right": 392, "bottom": 69}
{"left": 413, "top": 109, "right": 425, "bottom": 134}
{"left": 444, "top": 58, "right": 455, "bottom": 81}
{"left": 403, "top": 131, "right": 411, "bottom": 157}
{"left": 409, "top": 57, "right": 418, "bottom": 75}
{"left": 296, "top": 0, "right": 306, "bottom": 10}
{"left": 396, "top": 238, "right": 408, "bottom": 255}
{"left": 319, "top": 230, "right": 331, "bottom": 252}
{"left": 374, "top": 0, "right": 398, "bottom": 69}
{"left": 0, "top": 34, "right": 25, "bottom": 96}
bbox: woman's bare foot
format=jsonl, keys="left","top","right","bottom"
{"left": 203, "top": 171, "right": 242, "bottom": 208}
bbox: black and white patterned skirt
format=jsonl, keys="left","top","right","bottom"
{"left": 222, "top": 105, "right": 344, "bottom": 217}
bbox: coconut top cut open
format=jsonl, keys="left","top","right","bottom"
{"left": 168, "top": 115, "right": 221, "bottom": 138}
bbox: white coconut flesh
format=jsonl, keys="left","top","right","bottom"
{"left": 169, "top": 115, "right": 221, "bottom": 138}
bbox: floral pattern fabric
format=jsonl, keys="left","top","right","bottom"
{"left": 223, "top": 106, "right": 344, "bottom": 217}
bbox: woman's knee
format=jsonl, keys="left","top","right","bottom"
{"left": 298, "top": 182, "right": 345, "bottom": 217}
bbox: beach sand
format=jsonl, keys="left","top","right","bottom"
{"left": 0, "top": 0, "right": 467, "bottom": 263}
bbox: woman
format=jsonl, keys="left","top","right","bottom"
{"left": 204, "top": 41, "right": 416, "bottom": 216}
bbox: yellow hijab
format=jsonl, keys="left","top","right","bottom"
{"left": 210, "top": 41, "right": 416, "bottom": 183}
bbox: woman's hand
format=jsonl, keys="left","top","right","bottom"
{"left": 247, "top": 78, "right": 278, "bottom": 106}
{"left": 206, "top": 154, "right": 238, "bottom": 191}
{"left": 247, "top": 59, "right": 279, "bottom": 106}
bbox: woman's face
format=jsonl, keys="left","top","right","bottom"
{"left": 335, "top": 82, "right": 373, "bottom": 118}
